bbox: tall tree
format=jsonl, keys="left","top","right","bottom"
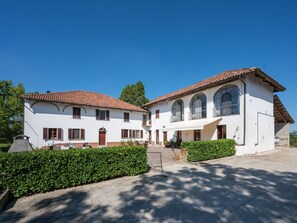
{"left": 119, "top": 81, "right": 149, "bottom": 106}
{"left": 0, "top": 80, "right": 25, "bottom": 143}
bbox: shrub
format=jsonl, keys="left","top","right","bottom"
{"left": 0, "top": 144, "right": 11, "bottom": 153}
{"left": 0, "top": 146, "right": 148, "bottom": 197}
{"left": 181, "top": 139, "right": 236, "bottom": 162}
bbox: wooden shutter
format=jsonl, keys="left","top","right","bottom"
{"left": 81, "top": 129, "right": 85, "bottom": 140}
{"left": 43, "top": 128, "right": 48, "bottom": 140}
{"left": 58, "top": 128, "right": 63, "bottom": 140}
{"left": 96, "top": 109, "right": 99, "bottom": 120}
{"left": 68, "top": 129, "right": 72, "bottom": 140}
{"left": 121, "top": 129, "right": 124, "bottom": 138}
{"left": 141, "top": 130, "right": 143, "bottom": 138}
{"left": 129, "top": 129, "right": 132, "bottom": 138}
{"left": 132, "top": 130, "right": 135, "bottom": 138}
{"left": 106, "top": 110, "right": 110, "bottom": 121}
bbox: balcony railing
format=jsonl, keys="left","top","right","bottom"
{"left": 213, "top": 103, "right": 240, "bottom": 117}
{"left": 188, "top": 111, "right": 207, "bottom": 120}
{"left": 171, "top": 114, "right": 184, "bottom": 122}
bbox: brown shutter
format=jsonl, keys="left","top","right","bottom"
{"left": 58, "top": 128, "right": 62, "bottom": 140}
{"left": 141, "top": 130, "right": 143, "bottom": 138}
{"left": 129, "top": 129, "right": 132, "bottom": 138}
{"left": 81, "top": 129, "right": 85, "bottom": 140}
{"left": 132, "top": 130, "right": 135, "bottom": 138}
{"left": 68, "top": 129, "right": 72, "bottom": 140}
{"left": 106, "top": 110, "right": 110, "bottom": 121}
{"left": 121, "top": 129, "right": 124, "bottom": 138}
{"left": 43, "top": 128, "right": 48, "bottom": 140}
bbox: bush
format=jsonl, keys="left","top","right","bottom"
{"left": 290, "top": 132, "right": 297, "bottom": 147}
{"left": 181, "top": 139, "right": 236, "bottom": 162}
{"left": 0, "top": 146, "right": 148, "bottom": 197}
{"left": 0, "top": 144, "right": 11, "bottom": 153}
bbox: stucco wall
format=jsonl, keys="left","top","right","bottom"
{"left": 24, "top": 100, "right": 147, "bottom": 148}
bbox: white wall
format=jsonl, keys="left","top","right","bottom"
{"left": 275, "top": 123, "right": 290, "bottom": 147}
{"left": 24, "top": 100, "right": 147, "bottom": 148}
{"left": 147, "top": 74, "right": 275, "bottom": 155}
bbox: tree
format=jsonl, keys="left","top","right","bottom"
{"left": 119, "top": 81, "right": 149, "bottom": 106}
{"left": 0, "top": 80, "right": 25, "bottom": 143}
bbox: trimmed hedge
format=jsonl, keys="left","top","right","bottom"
{"left": 181, "top": 139, "right": 236, "bottom": 162}
{"left": 0, "top": 146, "right": 148, "bottom": 197}
{"left": 0, "top": 144, "right": 11, "bottom": 153}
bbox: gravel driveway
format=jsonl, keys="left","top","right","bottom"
{"left": 1, "top": 148, "right": 297, "bottom": 223}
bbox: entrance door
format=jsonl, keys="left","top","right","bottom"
{"left": 217, "top": 125, "right": 226, "bottom": 139}
{"left": 194, "top": 130, "right": 201, "bottom": 141}
{"left": 99, "top": 128, "right": 106, "bottom": 145}
{"left": 156, "top": 130, "right": 159, "bottom": 145}
{"left": 163, "top": 131, "right": 167, "bottom": 143}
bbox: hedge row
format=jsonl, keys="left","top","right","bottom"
{"left": 181, "top": 139, "right": 236, "bottom": 162}
{"left": 0, "top": 146, "right": 148, "bottom": 197}
{"left": 0, "top": 144, "right": 11, "bottom": 153}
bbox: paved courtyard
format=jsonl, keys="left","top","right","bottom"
{"left": 1, "top": 148, "right": 297, "bottom": 223}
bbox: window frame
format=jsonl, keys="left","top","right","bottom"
{"left": 73, "top": 107, "right": 81, "bottom": 119}
{"left": 124, "top": 112, "right": 130, "bottom": 122}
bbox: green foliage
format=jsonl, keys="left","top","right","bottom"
{"left": 181, "top": 139, "right": 236, "bottom": 162}
{"left": 0, "top": 146, "right": 148, "bottom": 197}
{"left": 0, "top": 80, "right": 25, "bottom": 143}
{"left": 0, "top": 144, "right": 11, "bottom": 152}
{"left": 290, "top": 131, "right": 297, "bottom": 147}
{"left": 119, "top": 81, "right": 149, "bottom": 106}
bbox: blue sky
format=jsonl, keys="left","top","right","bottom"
{"left": 0, "top": 0, "right": 296, "bottom": 130}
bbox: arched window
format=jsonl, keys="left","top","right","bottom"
{"left": 171, "top": 99, "right": 184, "bottom": 122}
{"left": 190, "top": 93, "right": 207, "bottom": 120}
{"left": 214, "top": 84, "right": 240, "bottom": 116}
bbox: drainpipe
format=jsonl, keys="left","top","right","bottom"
{"left": 239, "top": 78, "right": 246, "bottom": 145}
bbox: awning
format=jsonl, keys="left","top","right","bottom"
{"left": 163, "top": 117, "right": 222, "bottom": 131}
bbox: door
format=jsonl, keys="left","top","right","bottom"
{"left": 156, "top": 130, "right": 159, "bottom": 145}
{"left": 194, "top": 130, "right": 201, "bottom": 141}
{"left": 149, "top": 130, "right": 152, "bottom": 143}
{"left": 163, "top": 131, "right": 167, "bottom": 143}
{"left": 99, "top": 129, "right": 106, "bottom": 145}
{"left": 217, "top": 125, "right": 226, "bottom": 139}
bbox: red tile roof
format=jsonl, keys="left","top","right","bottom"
{"left": 21, "top": 90, "right": 147, "bottom": 113}
{"left": 143, "top": 67, "right": 285, "bottom": 107}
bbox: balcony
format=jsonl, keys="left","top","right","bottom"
{"left": 188, "top": 111, "right": 206, "bottom": 120}
{"left": 171, "top": 114, "right": 184, "bottom": 122}
{"left": 142, "top": 120, "right": 152, "bottom": 126}
{"left": 213, "top": 103, "right": 240, "bottom": 117}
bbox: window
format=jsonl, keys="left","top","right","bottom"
{"left": 96, "top": 109, "right": 110, "bottom": 121}
{"left": 171, "top": 99, "right": 184, "bottom": 122}
{"left": 142, "top": 114, "right": 147, "bottom": 126}
{"left": 121, "top": 129, "right": 143, "bottom": 139}
{"left": 121, "top": 129, "right": 129, "bottom": 138}
{"left": 73, "top": 107, "right": 81, "bottom": 119}
{"left": 43, "top": 128, "right": 63, "bottom": 140}
{"left": 217, "top": 125, "right": 227, "bottom": 139}
{"left": 190, "top": 93, "right": 207, "bottom": 120}
{"left": 156, "top": 110, "right": 160, "bottom": 119}
{"left": 214, "top": 84, "right": 240, "bottom": 116}
{"left": 68, "top": 129, "right": 85, "bottom": 140}
{"left": 124, "top": 112, "right": 130, "bottom": 122}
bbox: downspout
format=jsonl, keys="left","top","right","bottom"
{"left": 239, "top": 78, "right": 246, "bottom": 145}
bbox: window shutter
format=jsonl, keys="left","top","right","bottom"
{"left": 96, "top": 109, "right": 99, "bottom": 120}
{"left": 141, "top": 130, "right": 143, "bottom": 138}
{"left": 121, "top": 129, "right": 124, "bottom": 138}
{"left": 43, "top": 128, "right": 48, "bottom": 140}
{"left": 58, "top": 128, "right": 63, "bottom": 140}
{"left": 129, "top": 129, "right": 132, "bottom": 138}
{"left": 68, "top": 129, "right": 72, "bottom": 140}
{"left": 106, "top": 110, "right": 110, "bottom": 121}
{"left": 81, "top": 129, "right": 85, "bottom": 140}
{"left": 132, "top": 130, "right": 135, "bottom": 138}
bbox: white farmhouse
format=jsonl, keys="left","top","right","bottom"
{"left": 21, "top": 91, "right": 148, "bottom": 148}
{"left": 142, "top": 67, "right": 294, "bottom": 155}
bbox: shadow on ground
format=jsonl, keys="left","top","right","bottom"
{"left": 1, "top": 163, "right": 297, "bottom": 223}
